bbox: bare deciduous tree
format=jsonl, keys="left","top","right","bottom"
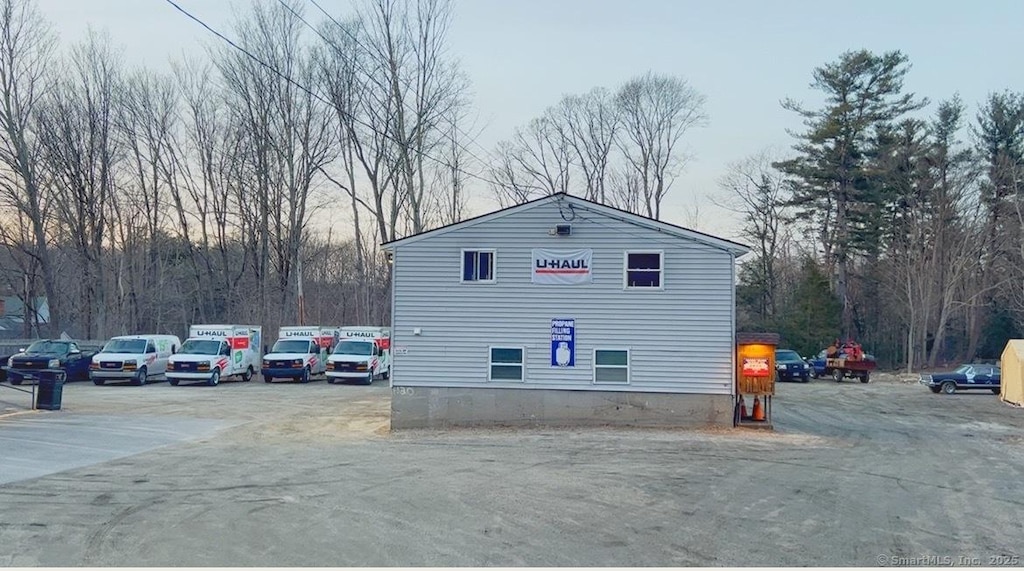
{"left": 37, "top": 30, "right": 123, "bottom": 338}
{"left": 0, "top": 0, "right": 61, "bottom": 332}
{"left": 490, "top": 113, "right": 573, "bottom": 207}
{"left": 557, "top": 87, "right": 618, "bottom": 203}
{"left": 715, "top": 149, "right": 791, "bottom": 319}
{"left": 615, "top": 72, "right": 707, "bottom": 220}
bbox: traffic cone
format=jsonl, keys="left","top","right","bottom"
{"left": 739, "top": 397, "right": 748, "bottom": 419}
{"left": 752, "top": 396, "right": 765, "bottom": 421}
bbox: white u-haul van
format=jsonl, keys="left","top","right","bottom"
{"left": 261, "top": 326, "right": 340, "bottom": 383}
{"left": 167, "top": 325, "right": 262, "bottom": 386}
{"left": 325, "top": 326, "right": 391, "bottom": 385}
{"left": 89, "top": 334, "right": 182, "bottom": 386}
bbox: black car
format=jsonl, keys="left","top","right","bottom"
{"left": 775, "top": 349, "right": 811, "bottom": 383}
{"left": 919, "top": 364, "right": 1001, "bottom": 395}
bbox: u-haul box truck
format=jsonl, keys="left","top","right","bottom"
{"left": 167, "top": 325, "right": 262, "bottom": 386}
{"left": 261, "top": 326, "right": 339, "bottom": 383}
{"left": 326, "top": 326, "right": 391, "bottom": 385}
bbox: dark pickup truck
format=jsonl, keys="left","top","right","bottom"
{"left": 4, "top": 340, "right": 96, "bottom": 385}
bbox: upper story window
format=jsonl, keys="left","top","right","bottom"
{"left": 624, "top": 251, "right": 663, "bottom": 289}
{"left": 462, "top": 249, "right": 496, "bottom": 283}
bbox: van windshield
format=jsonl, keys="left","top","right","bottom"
{"left": 179, "top": 340, "right": 223, "bottom": 355}
{"left": 334, "top": 340, "right": 373, "bottom": 355}
{"left": 272, "top": 340, "right": 314, "bottom": 354}
{"left": 102, "top": 339, "right": 147, "bottom": 354}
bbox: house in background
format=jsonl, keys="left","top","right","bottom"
{"left": 382, "top": 193, "right": 750, "bottom": 429}
{"left": 0, "top": 296, "right": 50, "bottom": 339}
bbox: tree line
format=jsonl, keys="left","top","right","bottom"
{"left": 1, "top": 0, "right": 1019, "bottom": 371}
{"left": 0, "top": 0, "right": 472, "bottom": 340}
{"left": 722, "top": 50, "right": 1023, "bottom": 369}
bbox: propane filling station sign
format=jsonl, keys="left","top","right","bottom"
{"left": 551, "top": 318, "right": 576, "bottom": 367}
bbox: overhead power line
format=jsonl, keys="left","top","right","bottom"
{"left": 161, "top": 0, "right": 502, "bottom": 190}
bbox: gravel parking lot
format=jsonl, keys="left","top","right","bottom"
{"left": 1, "top": 375, "right": 1023, "bottom": 566}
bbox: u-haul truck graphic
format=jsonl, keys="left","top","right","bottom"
{"left": 167, "top": 325, "right": 262, "bottom": 386}
{"left": 326, "top": 326, "right": 391, "bottom": 385}
{"left": 261, "top": 326, "right": 339, "bottom": 383}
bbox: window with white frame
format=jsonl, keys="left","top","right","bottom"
{"left": 624, "top": 251, "right": 663, "bottom": 288}
{"left": 594, "top": 349, "right": 629, "bottom": 383}
{"left": 462, "top": 249, "right": 496, "bottom": 283}
{"left": 489, "top": 347, "right": 524, "bottom": 381}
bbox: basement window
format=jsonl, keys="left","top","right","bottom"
{"left": 624, "top": 251, "right": 663, "bottom": 289}
{"left": 489, "top": 347, "right": 524, "bottom": 381}
{"left": 462, "top": 249, "right": 496, "bottom": 283}
{"left": 594, "top": 349, "right": 630, "bottom": 384}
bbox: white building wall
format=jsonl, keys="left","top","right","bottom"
{"left": 389, "top": 199, "right": 737, "bottom": 395}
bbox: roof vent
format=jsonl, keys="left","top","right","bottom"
{"left": 554, "top": 224, "right": 572, "bottom": 236}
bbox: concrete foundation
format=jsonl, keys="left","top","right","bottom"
{"left": 390, "top": 386, "right": 734, "bottom": 429}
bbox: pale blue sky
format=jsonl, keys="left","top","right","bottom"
{"left": 35, "top": 0, "right": 1024, "bottom": 239}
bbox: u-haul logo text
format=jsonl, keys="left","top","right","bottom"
{"left": 194, "top": 330, "right": 228, "bottom": 337}
{"left": 535, "top": 259, "right": 589, "bottom": 271}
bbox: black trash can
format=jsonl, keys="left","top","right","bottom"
{"left": 35, "top": 370, "right": 66, "bottom": 411}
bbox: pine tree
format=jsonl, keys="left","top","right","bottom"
{"left": 775, "top": 50, "right": 927, "bottom": 339}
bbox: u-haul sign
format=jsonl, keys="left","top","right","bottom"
{"left": 532, "top": 249, "right": 593, "bottom": 285}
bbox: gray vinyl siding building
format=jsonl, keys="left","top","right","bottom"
{"left": 383, "top": 193, "right": 750, "bottom": 429}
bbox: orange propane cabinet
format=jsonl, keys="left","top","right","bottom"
{"left": 735, "top": 332, "right": 780, "bottom": 429}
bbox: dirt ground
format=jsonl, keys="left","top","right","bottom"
{"left": 1, "top": 375, "right": 1023, "bottom": 566}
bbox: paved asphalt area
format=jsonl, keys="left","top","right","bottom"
{"left": 0, "top": 376, "right": 1023, "bottom": 566}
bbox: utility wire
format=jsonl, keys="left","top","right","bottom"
{"left": 162, "top": 0, "right": 503, "bottom": 190}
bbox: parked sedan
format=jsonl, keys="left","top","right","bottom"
{"left": 919, "top": 364, "right": 1001, "bottom": 395}
{"left": 775, "top": 349, "right": 811, "bottom": 382}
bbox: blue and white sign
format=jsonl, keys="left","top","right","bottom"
{"left": 551, "top": 318, "right": 575, "bottom": 367}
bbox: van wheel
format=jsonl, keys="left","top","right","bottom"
{"left": 991, "top": 388, "right": 1000, "bottom": 394}
{"left": 242, "top": 366, "right": 253, "bottom": 382}
{"left": 169, "top": 378, "right": 179, "bottom": 386}
{"left": 300, "top": 367, "right": 310, "bottom": 384}
{"left": 11, "top": 378, "right": 21, "bottom": 386}
{"left": 362, "top": 373, "right": 373, "bottom": 386}
{"left": 327, "top": 377, "right": 334, "bottom": 384}
{"left": 832, "top": 369, "right": 843, "bottom": 382}
{"left": 208, "top": 369, "right": 220, "bottom": 387}
{"left": 264, "top": 375, "right": 273, "bottom": 383}
{"left": 383, "top": 371, "right": 390, "bottom": 380}
{"left": 93, "top": 378, "right": 105, "bottom": 386}
{"left": 133, "top": 366, "right": 147, "bottom": 386}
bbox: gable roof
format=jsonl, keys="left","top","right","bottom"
{"left": 381, "top": 193, "right": 751, "bottom": 255}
